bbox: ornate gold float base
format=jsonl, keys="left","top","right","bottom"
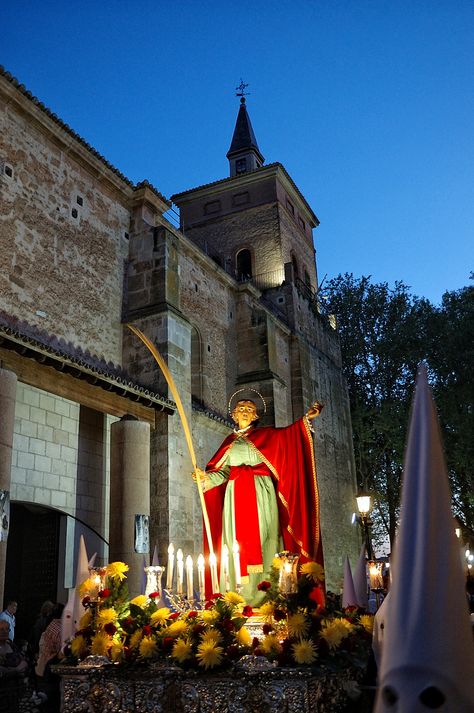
{"left": 55, "top": 658, "right": 365, "bottom": 713}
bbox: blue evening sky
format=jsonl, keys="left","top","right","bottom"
{"left": 2, "top": 1, "right": 473, "bottom": 305}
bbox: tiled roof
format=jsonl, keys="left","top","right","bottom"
{"left": 0, "top": 311, "right": 175, "bottom": 412}
{"left": 0, "top": 65, "right": 170, "bottom": 208}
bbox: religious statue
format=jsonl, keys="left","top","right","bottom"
{"left": 194, "top": 392, "right": 324, "bottom": 604}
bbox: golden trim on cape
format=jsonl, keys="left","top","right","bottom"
{"left": 247, "top": 564, "right": 264, "bottom": 573}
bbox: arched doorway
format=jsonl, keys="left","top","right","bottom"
{"left": 5, "top": 502, "right": 61, "bottom": 641}
{"left": 236, "top": 249, "right": 252, "bottom": 280}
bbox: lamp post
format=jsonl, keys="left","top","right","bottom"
{"left": 356, "top": 492, "right": 375, "bottom": 560}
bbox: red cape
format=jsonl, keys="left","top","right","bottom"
{"left": 203, "top": 418, "right": 323, "bottom": 581}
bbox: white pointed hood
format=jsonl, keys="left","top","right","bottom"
{"left": 342, "top": 555, "right": 358, "bottom": 608}
{"left": 71, "top": 535, "right": 90, "bottom": 632}
{"left": 353, "top": 544, "right": 369, "bottom": 609}
{"left": 374, "top": 364, "right": 474, "bottom": 712}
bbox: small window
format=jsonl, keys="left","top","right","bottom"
{"left": 71, "top": 208, "right": 78, "bottom": 219}
{"left": 4, "top": 164, "right": 13, "bottom": 179}
{"left": 235, "top": 158, "right": 247, "bottom": 174}
{"left": 286, "top": 199, "right": 294, "bottom": 215}
{"left": 124, "top": 232, "right": 129, "bottom": 240}
{"left": 204, "top": 200, "right": 221, "bottom": 215}
{"left": 291, "top": 254, "right": 299, "bottom": 279}
{"left": 207, "top": 345, "right": 211, "bottom": 352}
{"left": 298, "top": 217, "right": 305, "bottom": 231}
{"left": 76, "top": 195, "right": 83, "bottom": 206}
{"left": 232, "top": 191, "right": 250, "bottom": 206}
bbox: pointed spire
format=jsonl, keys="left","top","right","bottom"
{"left": 227, "top": 82, "right": 264, "bottom": 176}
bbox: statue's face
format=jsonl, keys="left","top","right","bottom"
{"left": 232, "top": 400, "right": 258, "bottom": 430}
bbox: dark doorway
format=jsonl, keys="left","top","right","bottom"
{"left": 5, "top": 503, "right": 60, "bottom": 641}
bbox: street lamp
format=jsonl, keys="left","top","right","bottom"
{"left": 356, "top": 491, "right": 375, "bottom": 560}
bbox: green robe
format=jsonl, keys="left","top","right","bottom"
{"left": 205, "top": 436, "right": 283, "bottom": 605}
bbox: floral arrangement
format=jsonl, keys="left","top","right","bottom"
{"left": 68, "top": 559, "right": 374, "bottom": 673}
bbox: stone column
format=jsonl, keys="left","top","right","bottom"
{"left": 0, "top": 368, "right": 17, "bottom": 605}
{"left": 109, "top": 416, "right": 150, "bottom": 596}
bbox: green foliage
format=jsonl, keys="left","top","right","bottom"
{"left": 323, "top": 273, "right": 473, "bottom": 547}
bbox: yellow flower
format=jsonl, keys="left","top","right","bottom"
{"left": 200, "top": 629, "right": 221, "bottom": 644}
{"left": 300, "top": 561, "right": 325, "bottom": 583}
{"left": 90, "top": 632, "right": 110, "bottom": 656}
{"left": 79, "top": 610, "right": 92, "bottom": 629}
{"left": 78, "top": 577, "right": 97, "bottom": 598}
{"left": 71, "top": 635, "right": 88, "bottom": 659}
{"left": 259, "top": 602, "right": 275, "bottom": 621}
{"left": 139, "top": 636, "right": 157, "bottom": 658}
{"left": 200, "top": 609, "right": 219, "bottom": 624}
{"left": 288, "top": 612, "right": 310, "bottom": 639}
{"left": 167, "top": 620, "right": 188, "bottom": 638}
{"left": 292, "top": 639, "right": 317, "bottom": 665}
{"left": 236, "top": 626, "right": 251, "bottom": 647}
{"left": 320, "top": 619, "right": 351, "bottom": 650}
{"left": 196, "top": 640, "right": 224, "bottom": 669}
{"left": 272, "top": 556, "right": 283, "bottom": 570}
{"left": 129, "top": 630, "right": 143, "bottom": 649}
{"left": 130, "top": 595, "right": 148, "bottom": 608}
{"left": 150, "top": 608, "right": 171, "bottom": 626}
{"left": 106, "top": 561, "right": 129, "bottom": 581}
{"left": 223, "top": 591, "right": 245, "bottom": 605}
{"left": 260, "top": 634, "right": 282, "bottom": 656}
{"left": 172, "top": 638, "right": 193, "bottom": 663}
{"left": 359, "top": 615, "right": 374, "bottom": 634}
{"left": 110, "top": 641, "right": 124, "bottom": 662}
{"left": 97, "top": 608, "right": 118, "bottom": 627}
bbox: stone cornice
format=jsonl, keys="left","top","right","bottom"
{"left": 171, "top": 163, "right": 319, "bottom": 228}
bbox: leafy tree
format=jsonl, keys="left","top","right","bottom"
{"left": 323, "top": 274, "right": 434, "bottom": 550}
{"left": 428, "top": 281, "right": 474, "bottom": 539}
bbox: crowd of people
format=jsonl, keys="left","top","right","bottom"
{"left": 0, "top": 598, "right": 64, "bottom": 713}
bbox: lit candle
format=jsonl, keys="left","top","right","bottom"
{"left": 166, "top": 543, "right": 175, "bottom": 590}
{"left": 209, "top": 552, "right": 219, "bottom": 594}
{"left": 232, "top": 541, "right": 241, "bottom": 589}
{"left": 197, "top": 553, "right": 206, "bottom": 601}
{"left": 368, "top": 561, "right": 384, "bottom": 590}
{"left": 176, "top": 548, "right": 184, "bottom": 596}
{"left": 222, "top": 544, "right": 230, "bottom": 591}
{"left": 186, "top": 555, "right": 194, "bottom": 600}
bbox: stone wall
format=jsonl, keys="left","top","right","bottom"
{"left": 184, "top": 203, "right": 283, "bottom": 281}
{"left": 11, "top": 382, "right": 79, "bottom": 513}
{"left": 0, "top": 89, "right": 129, "bottom": 365}
{"left": 11, "top": 383, "right": 111, "bottom": 541}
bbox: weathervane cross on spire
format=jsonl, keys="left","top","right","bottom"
{"left": 235, "top": 79, "right": 250, "bottom": 103}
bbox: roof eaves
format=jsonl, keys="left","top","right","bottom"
{"left": 0, "top": 311, "right": 175, "bottom": 413}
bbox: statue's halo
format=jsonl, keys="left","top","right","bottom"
{"left": 228, "top": 388, "right": 267, "bottom": 416}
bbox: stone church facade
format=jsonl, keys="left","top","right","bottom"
{"left": 0, "top": 67, "right": 359, "bottom": 635}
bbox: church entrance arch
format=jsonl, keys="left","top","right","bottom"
{"left": 5, "top": 502, "right": 108, "bottom": 641}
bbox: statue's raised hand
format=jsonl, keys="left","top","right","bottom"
{"left": 306, "top": 400, "right": 324, "bottom": 420}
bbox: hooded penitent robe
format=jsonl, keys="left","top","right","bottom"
{"left": 203, "top": 417, "right": 323, "bottom": 604}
